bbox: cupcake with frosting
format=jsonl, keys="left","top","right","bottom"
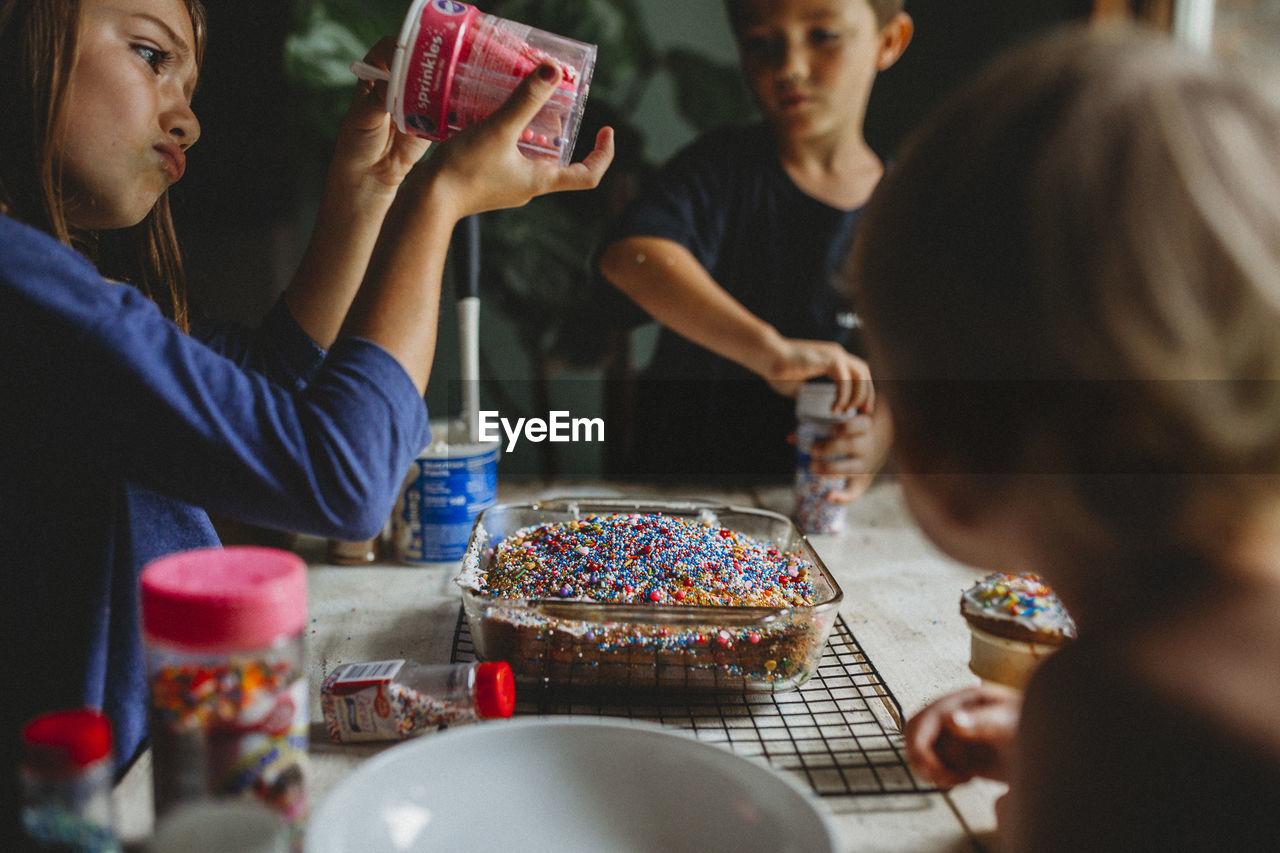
{"left": 960, "top": 572, "right": 1076, "bottom": 689}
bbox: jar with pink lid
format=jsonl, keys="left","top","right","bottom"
{"left": 140, "top": 547, "right": 309, "bottom": 828}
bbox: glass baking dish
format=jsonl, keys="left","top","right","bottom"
{"left": 454, "top": 498, "right": 843, "bottom": 692}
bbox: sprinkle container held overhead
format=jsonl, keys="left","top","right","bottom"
{"left": 352, "top": 0, "right": 597, "bottom": 165}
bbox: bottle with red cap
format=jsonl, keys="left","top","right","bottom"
{"left": 20, "top": 708, "right": 120, "bottom": 851}
{"left": 320, "top": 659, "right": 515, "bottom": 743}
{"left": 140, "top": 546, "right": 309, "bottom": 826}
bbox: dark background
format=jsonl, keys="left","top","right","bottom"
{"left": 171, "top": 1, "right": 1092, "bottom": 480}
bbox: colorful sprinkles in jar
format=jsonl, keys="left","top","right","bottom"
{"left": 150, "top": 658, "right": 296, "bottom": 731}
{"left": 480, "top": 513, "right": 817, "bottom": 607}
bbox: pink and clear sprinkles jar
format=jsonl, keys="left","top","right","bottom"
{"left": 352, "top": 0, "right": 596, "bottom": 165}
{"left": 141, "top": 547, "right": 309, "bottom": 828}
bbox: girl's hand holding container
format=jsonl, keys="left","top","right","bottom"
{"left": 350, "top": 0, "right": 597, "bottom": 166}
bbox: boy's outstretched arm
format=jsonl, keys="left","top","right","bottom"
{"left": 600, "top": 235, "right": 871, "bottom": 413}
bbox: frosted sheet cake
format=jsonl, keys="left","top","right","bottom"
{"left": 456, "top": 501, "right": 843, "bottom": 692}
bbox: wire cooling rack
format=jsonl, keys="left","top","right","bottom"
{"left": 450, "top": 607, "right": 934, "bottom": 797}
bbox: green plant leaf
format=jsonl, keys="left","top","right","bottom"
{"left": 283, "top": 18, "right": 367, "bottom": 89}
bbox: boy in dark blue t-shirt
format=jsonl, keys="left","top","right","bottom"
{"left": 599, "top": 0, "right": 910, "bottom": 486}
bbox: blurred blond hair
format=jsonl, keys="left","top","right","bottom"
{"left": 852, "top": 24, "right": 1280, "bottom": 558}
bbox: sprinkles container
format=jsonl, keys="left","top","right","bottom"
{"left": 794, "top": 382, "right": 855, "bottom": 535}
{"left": 351, "top": 0, "right": 596, "bottom": 165}
{"left": 141, "top": 547, "right": 309, "bottom": 828}
{"left": 320, "top": 659, "right": 514, "bottom": 742}
{"left": 391, "top": 422, "right": 499, "bottom": 564}
{"left": 20, "top": 708, "right": 119, "bottom": 851}
{"left": 455, "top": 499, "right": 843, "bottom": 693}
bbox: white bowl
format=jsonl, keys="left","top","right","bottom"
{"left": 307, "top": 717, "right": 838, "bottom": 853}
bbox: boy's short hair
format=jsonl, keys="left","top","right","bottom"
{"left": 725, "top": 0, "right": 906, "bottom": 32}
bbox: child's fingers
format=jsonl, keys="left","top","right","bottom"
{"left": 947, "top": 701, "right": 1021, "bottom": 742}
{"left": 933, "top": 730, "right": 989, "bottom": 786}
{"left": 831, "top": 378, "right": 854, "bottom": 412}
{"left": 905, "top": 708, "right": 963, "bottom": 789}
{"left": 825, "top": 473, "right": 874, "bottom": 505}
{"left": 830, "top": 369, "right": 873, "bottom": 414}
{"left": 858, "top": 377, "right": 875, "bottom": 413}
{"left": 486, "top": 61, "right": 563, "bottom": 137}
{"left": 818, "top": 415, "right": 875, "bottom": 445}
{"left": 362, "top": 37, "right": 397, "bottom": 70}
{"left": 810, "top": 417, "right": 872, "bottom": 477}
{"left": 548, "top": 126, "right": 615, "bottom": 192}
{"left": 348, "top": 38, "right": 397, "bottom": 116}
{"left": 906, "top": 687, "right": 1022, "bottom": 789}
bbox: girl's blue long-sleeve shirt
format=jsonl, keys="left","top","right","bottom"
{"left": 0, "top": 213, "right": 430, "bottom": 800}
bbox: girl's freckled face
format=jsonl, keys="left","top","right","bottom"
{"left": 60, "top": 0, "right": 201, "bottom": 230}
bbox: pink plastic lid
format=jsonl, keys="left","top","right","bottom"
{"left": 22, "top": 708, "right": 112, "bottom": 771}
{"left": 141, "top": 546, "right": 307, "bottom": 651}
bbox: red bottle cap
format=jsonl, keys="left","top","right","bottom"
{"left": 473, "top": 661, "right": 515, "bottom": 719}
{"left": 21, "top": 709, "right": 112, "bottom": 772}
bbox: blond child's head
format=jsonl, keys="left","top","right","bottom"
{"left": 851, "top": 25, "right": 1280, "bottom": 602}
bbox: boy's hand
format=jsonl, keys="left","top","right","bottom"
{"left": 808, "top": 401, "right": 893, "bottom": 503}
{"left": 905, "top": 685, "right": 1022, "bottom": 789}
{"left": 420, "top": 62, "right": 614, "bottom": 222}
{"left": 332, "top": 38, "right": 433, "bottom": 198}
{"left": 763, "top": 339, "right": 873, "bottom": 412}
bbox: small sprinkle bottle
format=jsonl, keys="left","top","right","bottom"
{"left": 141, "top": 547, "right": 309, "bottom": 830}
{"left": 794, "top": 382, "right": 855, "bottom": 534}
{"left": 321, "top": 659, "right": 515, "bottom": 742}
{"left": 19, "top": 708, "right": 120, "bottom": 852}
